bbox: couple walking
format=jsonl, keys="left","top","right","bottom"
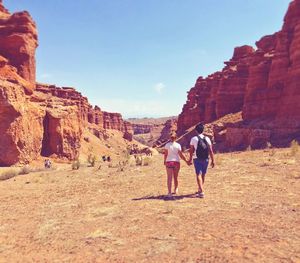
{"left": 163, "top": 123, "right": 215, "bottom": 199}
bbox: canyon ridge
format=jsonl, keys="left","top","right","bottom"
{"left": 0, "top": 0, "right": 300, "bottom": 166}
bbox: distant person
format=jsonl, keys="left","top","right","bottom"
{"left": 188, "top": 123, "right": 215, "bottom": 198}
{"left": 44, "top": 159, "right": 51, "bottom": 169}
{"left": 164, "top": 132, "right": 188, "bottom": 199}
{"left": 102, "top": 156, "right": 107, "bottom": 162}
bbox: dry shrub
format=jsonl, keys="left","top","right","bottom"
{"left": 19, "top": 166, "right": 31, "bottom": 175}
{"left": 143, "top": 157, "right": 152, "bottom": 166}
{"left": 0, "top": 169, "right": 18, "bottom": 181}
{"left": 72, "top": 159, "right": 81, "bottom": 170}
{"left": 87, "top": 153, "right": 96, "bottom": 167}
{"left": 135, "top": 155, "right": 143, "bottom": 166}
{"left": 117, "top": 161, "right": 128, "bottom": 172}
{"left": 290, "top": 140, "right": 299, "bottom": 157}
{"left": 266, "top": 142, "right": 276, "bottom": 157}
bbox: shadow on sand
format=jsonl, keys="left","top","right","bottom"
{"left": 132, "top": 193, "right": 199, "bottom": 202}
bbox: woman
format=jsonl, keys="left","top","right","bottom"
{"left": 164, "top": 132, "right": 188, "bottom": 198}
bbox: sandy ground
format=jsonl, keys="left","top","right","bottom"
{"left": 0, "top": 148, "right": 299, "bottom": 262}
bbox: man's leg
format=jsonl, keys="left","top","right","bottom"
{"left": 202, "top": 173, "right": 206, "bottom": 184}
{"left": 200, "top": 160, "right": 209, "bottom": 189}
{"left": 194, "top": 159, "right": 203, "bottom": 193}
{"left": 196, "top": 173, "right": 204, "bottom": 193}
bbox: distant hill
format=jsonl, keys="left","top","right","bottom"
{"left": 126, "top": 116, "right": 177, "bottom": 125}
{"left": 126, "top": 116, "right": 178, "bottom": 146}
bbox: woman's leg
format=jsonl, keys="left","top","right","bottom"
{"left": 166, "top": 167, "right": 173, "bottom": 195}
{"left": 173, "top": 164, "right": 180, "bottom": 194}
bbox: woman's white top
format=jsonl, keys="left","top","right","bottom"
{"left": 164, "top": 142, "right": 182, "bottom": 162}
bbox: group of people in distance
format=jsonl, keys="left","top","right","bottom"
{"left": 163, "top": 123, "right": 215, "bottom": 199}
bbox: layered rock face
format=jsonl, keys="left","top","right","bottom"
{"left": 0, "top": 79, "right": 44, "bottom": 165}
{"left": 127, "top": 117, "right": 177, "bottom": 147}
{"left": 177, "top": 45, "right": 254, "bottom": 135}
{"left": 132, "top": 124, "right": 152, "bottom": 135}
{"left": 178, "top": 0, "right": 300, "bottom": 147}
{"left": 0, "top": 2, "right": 133, "bottom": 165}
{"left": 0, "top": 1, "right": 38, "bottom": 86}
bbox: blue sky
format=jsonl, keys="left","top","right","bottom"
{"left": 5, "top": 0, "right": 290, "bottom": 118}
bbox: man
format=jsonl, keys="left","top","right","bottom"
{"left": 188, "top": 123, "right": 215, "bottom": 198}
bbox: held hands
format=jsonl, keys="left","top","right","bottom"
{"left": 186, "top": 160, "right": 192, "bottom": 166}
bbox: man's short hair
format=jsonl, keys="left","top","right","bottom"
{"left": 195, "top": 123, "right": 204, "bottom": 134}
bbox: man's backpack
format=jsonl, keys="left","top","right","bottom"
{"left": 196, "top": 136, "right": 209, "bottom": 160}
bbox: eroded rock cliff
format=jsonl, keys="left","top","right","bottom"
{"left": 0, "top": 2, "right": 133, "bottom": 165}
{"left": 177, "top": 0, "right": 300, "bottom": 148}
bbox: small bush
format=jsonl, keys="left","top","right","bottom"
{"left": 87, "top": 153, "right": 96, "bottom": 167}
{"left": 135, "top": 155, "right": 143, "bottom": 166}
{"left": 117, "top": 161, "right": 127, "bottom": 172}
{"left": 19, "top": 166, "right": 31, "bottom": 175}
{"left": 0, "top": 169, "right": 18, "bottom": 181}
{"left": 143, "top": 157, "right": 152, "bottom": 166}
{"left": 72, "top": 159, "right": 81, "bottom": 170}
{"left": 290, "top": 140, "right": 299, "bottom": 157}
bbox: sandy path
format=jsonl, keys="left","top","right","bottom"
{"left": 0, "top": 149, "right": 299, "bottom": 262}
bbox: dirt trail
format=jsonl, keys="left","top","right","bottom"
{"left": 0, "top": 149, "right": 299, "bottom": 262}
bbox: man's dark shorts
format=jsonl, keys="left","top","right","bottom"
{"left": 193, "top": 158, "right": 209, "bottom": 175}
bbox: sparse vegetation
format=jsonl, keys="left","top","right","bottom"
{"left": 246, "top": 145, "right": 252, "bottom": 151}
{"left": 266, "top": 142, "right": 276, "bottom": 157}
{"left": 19, "top": 166, "right": 31, "bottom": 175}
{"left": 290, "top": 140, "right": 299, "bottom": 157}
{"left": 0, "top": 169, "right": 19, "bottom": 181}
{"left": 133, "top": 155, "right": 152, "bottom": 166}
{"left": 143, "top": 157, "right": 152, "bottom": 166}
{"left": 87, "top": 153, "right": 96, "bottom": 167}
{"left": 117, "top": 161, "right": 128, "bottom": 172}
{"left": 135, "top": 155, "right": 143, "bottom": 166}
{"left": 72, "top": 159, "right": 81, "bottom": 170}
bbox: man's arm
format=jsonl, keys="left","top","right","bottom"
{"left": 188, "top": 145, "right": 195, "bottom": 165}
{"left": 208, "top": 145, "right": 215, "bottom": 168}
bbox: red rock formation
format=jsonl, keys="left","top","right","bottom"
{"left": 177, "top": 45, "right": 254, "bottom": 135}
{"left": 0, "top": 80, "right": 44, "bottom": 165}
{"left": 178, "top": 0, "right": 300, "bottom": 148}
{"left": 0, "top": 1, "right": 38, "bottom": 86}
{"left": 243, "top": 0, "right": 300, "bottom": 134}
{"left": 0, "top": 1, "right": 133, "bottom": 165}
{"left": 156, "top": 119, "right": 177, "bottom": 145}
{"left": 33, "top": 83, "right": 133, "bottom": 159}
{"left": 132, "top": 124, "right": 152, "bottom": 135}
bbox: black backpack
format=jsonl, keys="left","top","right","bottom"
{"left": 196, "top": 136, "right": 209, "bottom": 160}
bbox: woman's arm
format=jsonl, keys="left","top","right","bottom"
{"left": 178, "top": 150, "right": 188, "bottom": 164}
{"left": 163, "top": 149, "right": 168, "bottom": 165}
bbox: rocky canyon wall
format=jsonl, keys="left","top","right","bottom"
{"left": 177, "top": 0, "right": 300, "bottom": 148}
{"left": 0, "top": 2, "right": 132, "bottom": 165}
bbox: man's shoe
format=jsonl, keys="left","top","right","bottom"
{"left": 198, "top": 192, "right": 204, "bottom": 198}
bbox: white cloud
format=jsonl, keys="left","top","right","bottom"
{"left": 153, "top": 82, "right": 165, "bottom": 94}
